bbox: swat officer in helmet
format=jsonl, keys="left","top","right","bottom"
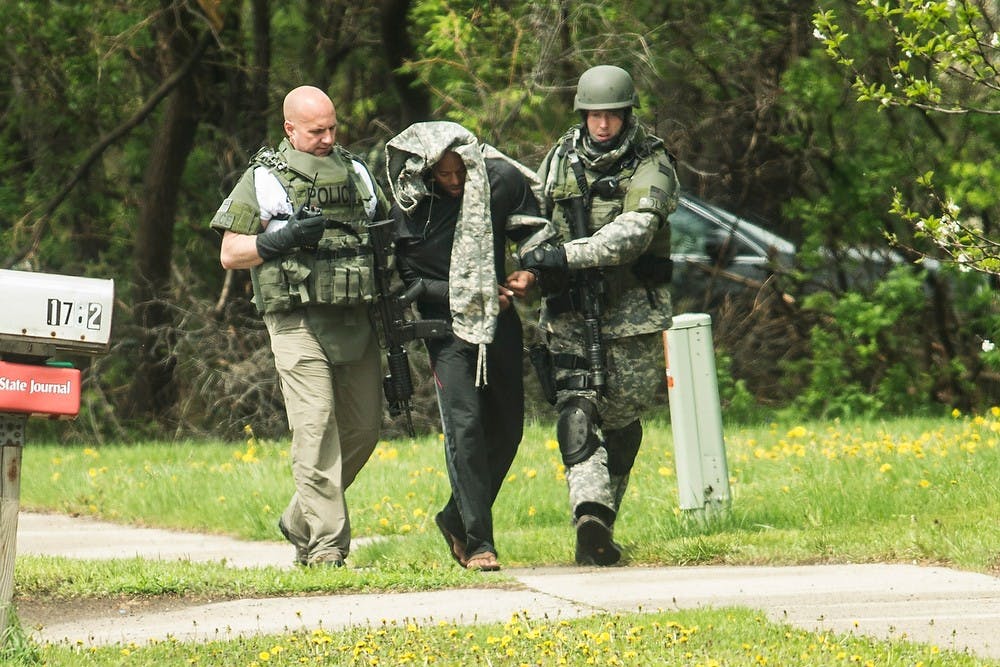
{"left": 522, "top": 65, "right": 679, "bottom": 565}
{"left": 209, "top": 85, "right": 389, "bottom": 567}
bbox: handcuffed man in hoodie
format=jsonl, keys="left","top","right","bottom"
{"left": 385, "top": 121, "right": 551, "bottom": 571}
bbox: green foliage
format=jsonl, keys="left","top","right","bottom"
{"left": 783, "top": 267, "right": 943, "bottom": 419}
{"left": 813, "top": 0, "right": 1000, "bottom": 274}
{"left": 0, "top": 611, "right": 39, "bottom": 665}
{"left": 714, "top": 352, "right": 761, "bottom": 423}
{"left": 402, "top": 1, "right": 554, "bottom": 152}
{"left": 0, "top": 0, "right": 995, "bottom": 439}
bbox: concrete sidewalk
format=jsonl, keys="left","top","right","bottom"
{"left": 14, "top": 512, "right": 1000, "bottom": 659}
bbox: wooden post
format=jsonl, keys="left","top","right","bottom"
{"left": 0, "top": 413, "right": 26, "bottom": 643}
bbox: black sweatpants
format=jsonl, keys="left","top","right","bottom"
{"left": 426, "top": 307, "right": 524, "bottom": 558}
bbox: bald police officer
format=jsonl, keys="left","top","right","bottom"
{"left": 522, "top": 65, "right": 679, "bottom": 566}
{"left": 210, "top": 85, "right": 388, "bottom": 567}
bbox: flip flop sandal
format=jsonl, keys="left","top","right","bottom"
{"left": 465, "top": 551, "right": 501, "bottom": 572}
{"left": 434, "top": 512, "right": 468, "bottom": 566}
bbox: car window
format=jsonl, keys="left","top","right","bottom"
{"left": 669, "top": 207, "right": 709, "bottom": 255}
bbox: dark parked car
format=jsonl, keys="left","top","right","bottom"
{"left": 667, "top": 194, "right": 936, "bottom": 312}
{"left": 668, "top": 194, "right": 795, "bottom": 311}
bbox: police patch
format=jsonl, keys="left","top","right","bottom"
{"left": 638, "top": 197, "right": 661, "bottom": 211}
{"left": 649, "top": 186, "right": 668, "bottom": 201}
{"left": 658, "top": 163, "right": 673, "bottom": 178}
{"left": 216, "top": 198, "right": 233, "bottom": 213}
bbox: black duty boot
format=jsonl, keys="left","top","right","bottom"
{"left": 575, "top": 514, "right": 621, "bottom": 566}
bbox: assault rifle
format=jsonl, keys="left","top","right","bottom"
{"left": 367, "top": 218, "right": 450, "bottom": 436}
{"left": 563, "top": 195, "right": 607, "bottom": 396}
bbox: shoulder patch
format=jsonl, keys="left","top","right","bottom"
{"left": 649, "top": 186, "right": 669, "bottom": 201}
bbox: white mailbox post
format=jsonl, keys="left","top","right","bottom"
{"left": 664, "top": 313, "right": 731, "bottom": 516}
{"left": 0, "top": 269, "right": 114, "bottom": 643}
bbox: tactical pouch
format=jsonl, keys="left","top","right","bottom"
{"left": 310, "top": 233, "right": 375, "bottom": 306}
{"left": 312, "top": 263, "right": 372, "bottom": 306}
{"left": 252, "top": 258, "right": 305, "bottom": 314}
{"left": 528, "top": 343, "right": 557, "bottom": 405}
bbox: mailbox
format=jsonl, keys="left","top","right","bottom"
{"left": 0, "top": 268, "right": 114, "bottom": 358}
{"left": 0, "top": 269, "right": 114, "bottom": 418}
{"left": 0, "top": 268, "right": 115, "bottom": 640}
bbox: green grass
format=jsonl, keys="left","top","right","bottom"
{"left": 19, "top": 410, "right": 1000, "bottom": 574}
{"left": 8, "top": 408, "right": 1000, "bottom": 664}
{"left": 21, "top": 608, "right": 995, "bottom": 666}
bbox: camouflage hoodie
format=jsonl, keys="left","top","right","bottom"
{"left": 385, "top": 121, "right": 543, "bottom": 352}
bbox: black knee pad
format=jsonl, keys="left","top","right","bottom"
{"left": 556, "top": 397, "right": 600, "bottom": 467}
{"left": 605, "top": 420, "right": 642, "bottom": 476}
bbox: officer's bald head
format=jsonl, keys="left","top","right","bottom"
{"left": 283, "top": 86, "right": 337, "bottom": 157}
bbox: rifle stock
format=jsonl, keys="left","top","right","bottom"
{"left": 367, "top": 219, "right": 450, "bottom": 436}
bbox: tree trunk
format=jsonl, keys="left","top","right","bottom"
{"left": 127, "top": 7, "right": 207, "bottom": 421}
{"left": 380, "top": 0, "right": 431, "bottom": 129}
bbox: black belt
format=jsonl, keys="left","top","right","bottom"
{"left": 556, "top": 374, "right": 591, "bottom": 391}
{"left": 552, "top": 352, "right": 589, "bottom": 370}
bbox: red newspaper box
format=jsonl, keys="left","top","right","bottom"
{"left": 0, "top": 360, "right": 81, "bottom": 418}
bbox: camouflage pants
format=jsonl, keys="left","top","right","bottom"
{"left": 549, "top": 331, "right": 664, "bottom": 522}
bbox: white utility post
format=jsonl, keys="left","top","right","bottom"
{"left": 0, "top": 269, "right": 114, "bottom": 643}
{"left": 664, "top": 313, "right": 731, "bottom": 516}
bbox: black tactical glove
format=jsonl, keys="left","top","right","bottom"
{"left": 521, "top": 243, "right": 568, "bottom": 273}
{"left": 255, "top": 206, "right": 326, "bottom": 261}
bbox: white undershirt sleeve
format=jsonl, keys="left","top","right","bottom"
{"left": 253, "top": 167, "right": 294, "bottom": 226}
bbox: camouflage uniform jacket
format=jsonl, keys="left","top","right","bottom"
{"left": 535, "top": 120, "right": 679, "bottom": 339}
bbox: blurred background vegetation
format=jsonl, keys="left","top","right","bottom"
{"left": 1, "top": 0, "right": 997, "bottom": 443}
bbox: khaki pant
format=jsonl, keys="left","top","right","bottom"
{"left": 266, "top": 310, "right": 382, "bottom": 561}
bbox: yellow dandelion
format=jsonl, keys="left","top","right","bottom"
{"left": 545, "top": 439, "right": 559, "bottom": 450}
{"left": 879, "top": 463, "right": 892, "bottom": 473}
{"left": 528, "top": 506, "right": 537, "bottom": 517}
{"left": 919, "top": 479, "right": 931, "bottom": 488}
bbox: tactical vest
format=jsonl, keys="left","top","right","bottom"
{"left": 248, "top": 143, "right": 377, "bottom": 315}
{"left": 546, "top": 135, "right": 675, "bottom": 309}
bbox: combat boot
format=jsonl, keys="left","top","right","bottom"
{"left": 574, "top": 514, "right": 621, "bottom": 566}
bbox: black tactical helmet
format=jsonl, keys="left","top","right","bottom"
{"left": 573, "top": 65, "right": 640, "bottom": 111}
